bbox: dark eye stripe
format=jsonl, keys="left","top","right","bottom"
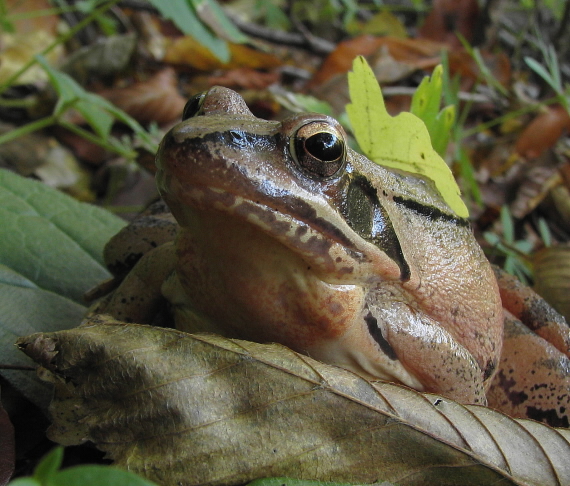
{"left": 343, "top": 175, "right": 410, "bottom": 281}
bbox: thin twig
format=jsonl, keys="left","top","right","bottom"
{"left": 0, "top": 364, "right": 36, "bottom": 371}
{"left": 227, "top": 12, "right": 334, "bottom": 55}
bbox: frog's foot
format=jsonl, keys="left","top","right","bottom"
{"left": 488, "top": 266, "right": 570, "bottom": 427}
{"left": 89, "top": 242, "right": 177, "bottom": 326}
{"left": 104, "top": 199, "right": 177, "bottom": 279}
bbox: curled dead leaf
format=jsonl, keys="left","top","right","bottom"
{"left": 534, "top": 245, "right": 570, "bottom": 322}
{"left": 17, "top": 316, "right": 570, "bottom": 486}
{"left": 515, "top": 106, "right": 570, "bottom": 159}
{"left": 550, "top": 184, "right": 570, "bottom": 232}
{"left": 163, "top": 36, "right": 282, "bottom": 72}
{"left": 419, "top": 0, "right": 480, "bottom": 47}
{"left": 308, "top": 36, "right": 442, "bottom": 89}
{"left": 97, "top": 68, "right": 186, "bottom": 125}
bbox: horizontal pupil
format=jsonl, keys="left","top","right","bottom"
{"left": 305, "top": 132, "right": 342, "bottom": 161}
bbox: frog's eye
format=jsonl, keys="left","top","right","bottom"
{"left": 182, "top": 92, "right": 206, "bottom": 120}
{"left": 292, "top": 122, "right": 346, "bottom": 178}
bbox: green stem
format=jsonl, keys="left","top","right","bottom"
{"left": 460, "top": 95, "right": 562, "bottom": 139}
{"left": 0, "top": 115, "right": 56, "bottom": 145}
{"left": 7, "top": 6, "right": 79, "bottom": 22}
{"left": 0, "top": 0, "right": 121, "bottom": 95}
{"left": 0, "top": 97, "right": 36, "bottom": 108}
{"left": 59, "top": 121, "right": 135, "bottom": 158}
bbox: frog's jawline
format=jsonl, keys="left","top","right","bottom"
{"left": 183, "top": 184, "right": 369, "bottom": 271}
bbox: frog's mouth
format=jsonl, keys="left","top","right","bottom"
{"left": 165, "top": 182, "right": 403, "bottom": 283}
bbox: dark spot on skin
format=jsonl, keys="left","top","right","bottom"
{"left": 107, "top": 252, "right": 144, "bottom": 277}
{"left": 420, "top": 152, "right": 425, "bottom": 159}
{"left": 295, "top": 226, "right": 308, "bottom": 237}
{"left": 364, "top": 312, "right": 398, "bottom": 360}
{"left": 328, "top": 301, "right": 344, "bottom": 316}
{"left": 526, "top": 407, "right": 569, "bottom": 428}
{"left": 483, "top": 359, "right": 497, "bottom": 381}
{"left": 494, "top": 369, "right": 529, "bottom": 405}
{"left": 520, "top": 297, "right": 565, "bottom": 332}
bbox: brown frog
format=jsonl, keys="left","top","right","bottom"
{"left": 96, "top": 86, "right": 570, "bottom": 426}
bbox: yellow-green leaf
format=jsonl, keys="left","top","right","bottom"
{"left": 346, "top": 56, "right": 468, "bottom": 218}
{"left": 409, "top": 65, "right": 456, "bottom": 156}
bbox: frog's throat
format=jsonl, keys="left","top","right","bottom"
{"left": 171, "top": 184, "right": 404, "bottom": 284}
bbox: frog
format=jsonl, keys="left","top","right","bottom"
{"left": 94, "top": 86, "right": 570, "bottom": 427}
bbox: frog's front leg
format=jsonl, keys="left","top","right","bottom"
{"left": 91, "top": 242, "right": 176, "bottom": 325}
{"left": 488, "top": 266, "right": 570, "bottom": 427}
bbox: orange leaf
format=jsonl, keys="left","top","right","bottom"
{"left": 163, "top": 36, "right": 282, "bottom": 71}
{"left": 515, "top": 106, "right": 570, "bottom": 159}
{"left": 308, "top": 35, "right": 444, "bottom": 89}
{"left": 97, "top": 68, "right": 186, "bottom": 125}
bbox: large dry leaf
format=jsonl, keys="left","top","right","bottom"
{"left": 18, "top": 316, "right": 570, "bottom": 486}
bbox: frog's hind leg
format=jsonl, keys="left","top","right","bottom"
{"left": 493, "top": 265, "right": 570, "bottom": 354}
{"left": 487, "top": 266, "right": 570, "bottom": 427}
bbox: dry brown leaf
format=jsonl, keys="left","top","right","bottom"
{"left": 308, "top": 36, "right": 443, "bottom": 89}
{"left": 208, "top": 68, "right": 280, "bottom": 91}
{"left": 17, "top": 316, "right": 570, "bottom": 486}
{"left": 419, "top": 0, "right": 480, "bottom": 48}
{"left": 97, "top": 68, "right": 187, "bottom": 125}
{"left": 534, "top": 245, "right": 570, "bottom": 321}
{"left": 515, "top": 106, "right": 570, "bottom": 159}
{"left": 550, "top": 184, "right": 570, "bottom": 232}
{"left": 3, "top": 0, "right": 58, "bottom": 34}
{"left": 510, "top": 166, "right": 560, "bottom": 219}
{"left": 61, "top": 33, "right": 138, "bottom": 84}
{"left": 163, "top": 36, "right": 282, "bottom": 72}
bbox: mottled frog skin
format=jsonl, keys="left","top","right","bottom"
{"left": 97, "top": 87, "right": 570, "bottom": 427}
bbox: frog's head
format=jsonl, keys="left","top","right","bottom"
{"left": 156, "top": 86, "right": 503, "bottom": 404}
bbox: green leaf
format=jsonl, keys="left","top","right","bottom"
{"left": 192, "top": 0, "right": 248, "bottom": 43}
{"left": 148, "top": 0, "right": 231, "bottom": 62}
{"left": 409, "top": 65, "right": 456, "bottom": 156}
{"left": 0, "top": 169, "right": 125, "bottom": 300}
{"left": 346, "top": 56, "right": 468, "bottom": 218}
{"left": 53, "top": 465, "right": 160, "bottom": 486}
{"left": 37, "top": 55, "right": 115, "bottom": 139}
{"left": 9, "top": 449, "right": 159, "bottom": 486}
{"left": 0, "top": 169, "right": 125, "bottom": 407}
{"left": 500, "top": 205, "right": 514, "bottom": 244}
{"left": 33, "top": 447, "right": 63, "bottom": 483}
{"left": 7, "top": 479, "right": 41, "bottom": 486}
{"left": 36, "top": 56, "right": 155, "bottom": 151}
{"left": 248, "top": 479, "right": 355, "bottom": 486}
